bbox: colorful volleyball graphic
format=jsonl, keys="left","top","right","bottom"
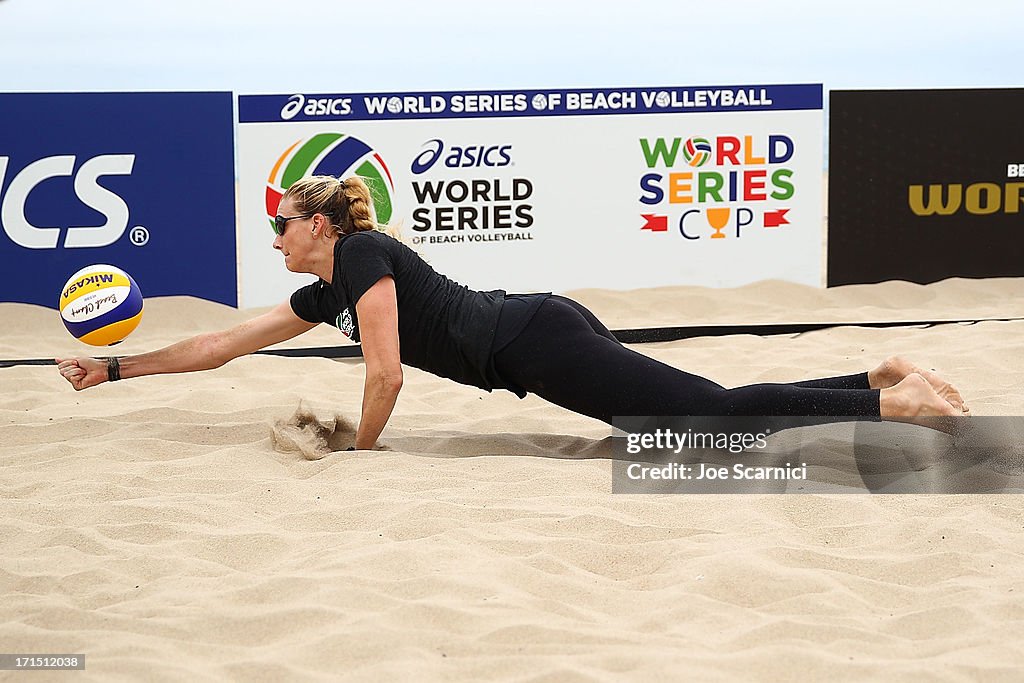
{"left": 682, "top": 137, "right": 712, "bottom": 167}
{"left": 265, "top": 132, "right": 396, "bottom": 230}
{"left": 59, "top": 264, "right": 144, "bottom": 346}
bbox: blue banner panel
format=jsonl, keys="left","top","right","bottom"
{"left": 0, "top": 92, "right": 236, "bottom": 307}
{"left": 238, "top": 84, "right": 822, "bottom": 123}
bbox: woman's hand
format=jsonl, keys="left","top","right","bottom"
{"left": 55, "top": 357, "right": 107, "bottom": 391}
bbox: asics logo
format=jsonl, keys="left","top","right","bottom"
{"left": 0, "top": 154, "right": 136, "bottom": 249}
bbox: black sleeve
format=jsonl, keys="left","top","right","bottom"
{"left": 290, "top": 282, "right": 328, "bottom": 324}
{"left": 337, "top": 234, "right": 395, "bottom": 305}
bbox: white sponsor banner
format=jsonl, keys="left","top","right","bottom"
{"left": 237, "top": 85, "right": 822, "bottom": 308}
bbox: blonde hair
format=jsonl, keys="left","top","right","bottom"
{"left": 282, "top": 175, "right": 400, "bottom": 239}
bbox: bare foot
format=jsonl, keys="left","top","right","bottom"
{"left": 880, "top": 373, "right": 963, "bottom": 418}
{"left": 869, "top": 356, "right": 969, "bottom": 414}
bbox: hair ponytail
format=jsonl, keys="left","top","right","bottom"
{"left": 281, "top": 175, "right": 400, "bottom": 239}
{"left": 336, "top": 176, "right": 378, "bottom": 234}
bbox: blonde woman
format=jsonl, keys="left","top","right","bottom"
{"left": 57, "top": 175, "right": 966, "bottom": 449}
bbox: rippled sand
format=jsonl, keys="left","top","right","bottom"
{"left": 3, "top": 278, "right": 1024, "bottom": 681}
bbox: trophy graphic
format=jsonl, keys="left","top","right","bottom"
{"left": 707, "top": 207, "right": 730, "bottom": 239}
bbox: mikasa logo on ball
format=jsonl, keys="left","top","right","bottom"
{"left": 0, "top": 154, "right": 135, "bottom": 249}
{"left": 62, "top": 272, "right": 116, "bottom": 300}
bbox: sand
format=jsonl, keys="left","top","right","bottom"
{"left": 3, "top": 278, "right": 1024, "bottom": 681}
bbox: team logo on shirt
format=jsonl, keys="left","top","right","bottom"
{"left": 265, "top": 132, "right": 396, "bottom": 231}
{"left": 336, "top": 308, "right": 356, "bottom": 339}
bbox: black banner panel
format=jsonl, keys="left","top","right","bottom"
{"left": 828, "top": 89, "right": 1024, "bottom": 286}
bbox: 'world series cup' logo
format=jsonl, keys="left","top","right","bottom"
{"left": 265, "top": 132, "right": 396, "bottom": 230}
{"left": 638, "top": 133, "right": 796, "bottom": 239}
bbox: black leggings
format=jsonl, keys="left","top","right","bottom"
{"left": 493, "top": 296, "right": 880, "bottom": 425}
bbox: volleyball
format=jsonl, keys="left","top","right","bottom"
{"left": 58, "top": 264, "right": 144, "bottom": 346}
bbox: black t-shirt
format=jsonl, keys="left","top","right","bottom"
{"left": 290, "top": 231, "right": 514, "bottom": 392}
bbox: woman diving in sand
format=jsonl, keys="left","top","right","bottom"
{"left": 56, "top": 175, "right": 968, "bottom": 449}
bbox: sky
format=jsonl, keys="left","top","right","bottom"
{"left": 0, "top": 0, "right": 1021, "bottom": 94}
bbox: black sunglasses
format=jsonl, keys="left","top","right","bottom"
{"left": 273, "top": 213, "right": 313, "bottom": 236}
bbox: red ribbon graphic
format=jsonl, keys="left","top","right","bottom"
{"left": 641, "top": 214, "right": 668, "bottom": 232}
{"left": 764, "top": 209, "right": 790, "bottom": 228}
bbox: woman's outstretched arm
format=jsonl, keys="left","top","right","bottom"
{"left": 56, "top": 300, "right": 318, "bottom": 391}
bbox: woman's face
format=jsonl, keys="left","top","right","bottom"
{"left": 272, "top": 197, "right": 317, "bottom": 273}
